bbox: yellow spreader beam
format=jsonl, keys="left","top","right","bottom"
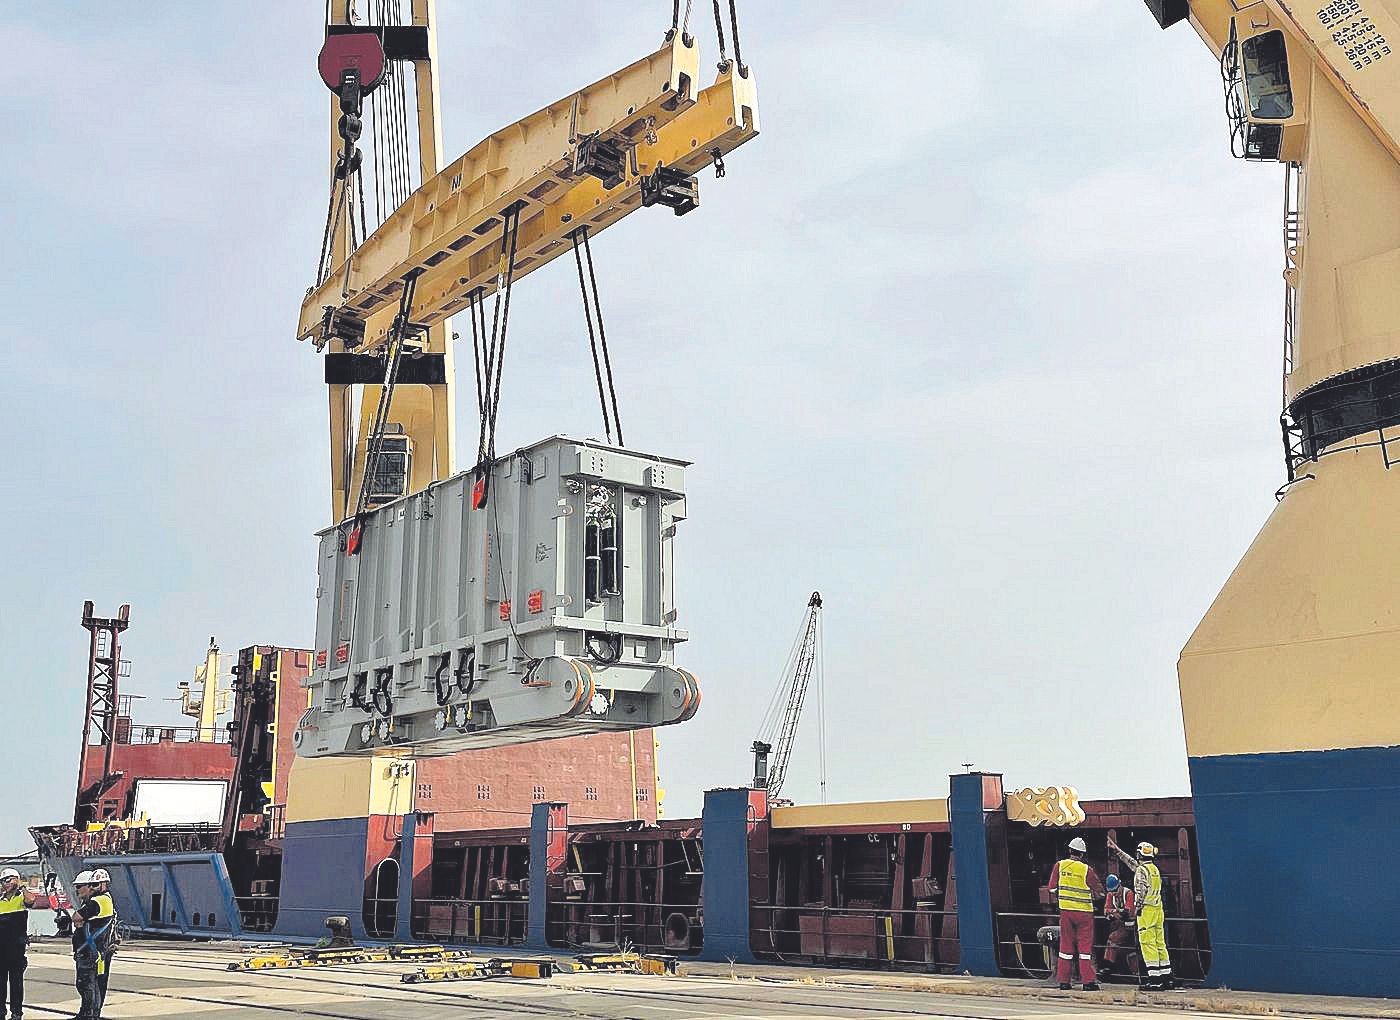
{"left": 299, "top": 41, "right": 757, "bottom": 354}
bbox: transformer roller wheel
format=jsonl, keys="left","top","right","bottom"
{"left": 528, "top": 655, "right": 596, "bottom": 718}
{"left": 659, "top": 666, "right": 701, "bottom": 724}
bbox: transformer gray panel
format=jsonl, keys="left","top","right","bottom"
{"left": 295, "top": 436, "right": 699, "bottom": 757}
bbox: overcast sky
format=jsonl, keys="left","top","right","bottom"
{"left": 0, "top": 3, "right": 1288, "bottom": 854}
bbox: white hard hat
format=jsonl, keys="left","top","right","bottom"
{"left": 74, "top": 871, "right": 95, "bottom": 886}
{"left": 0, "top": 868, "right": 19, "bottom": 882}
{"left": 91, "top": 868, "right": 111, "bottom": 883}
{"left": 1068, "top": 837, "right": 1087, "bottom": 853}
{"left": 1137, "top": 841, "right": 1158, "bottom": 858}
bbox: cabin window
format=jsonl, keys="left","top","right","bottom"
{"left": 1242, "top": 31, "right": 1293, "bottom": 120}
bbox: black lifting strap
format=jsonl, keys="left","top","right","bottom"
{"left": 570, "top": 226, "right": 625, "bottom": 447}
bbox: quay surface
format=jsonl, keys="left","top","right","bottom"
{"left": 16, "top": 938, "right": 1396, "bottom": 1019}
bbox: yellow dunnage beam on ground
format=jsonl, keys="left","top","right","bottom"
{"left": 342, "top": 66, "right": 759, "bottom": 353}
{"left": 299, "top": 34, "right": 700, "bottom": 344}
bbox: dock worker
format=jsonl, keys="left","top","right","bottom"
{"left": 1101, "top": 873, "right": 1136, "bottom": 978}
{"left": 1109, "top": 838, "right": 1173, "bottom": 990}
{"left": 69, "top": 871, "right": 116, "bottom": 1020}
{"left": 1, "top": 867, "right": 45, "bottom": 1020}
{"left": 1047, "top": 836, "right": 1104, "bottom": 991}
{"left": 88, "top": 869, "right": 116, "bottom": 1005}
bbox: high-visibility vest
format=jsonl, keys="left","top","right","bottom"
{"left": 90, "top": 892, "right": 114, "bottom": 920}
{"left": 1057, "top": 859, "right": 1094, "bottom": 913}
{"left": 1140, "top": 863, "right": 1163, "bottom": 909}
{"left": 0, "top": 892, "right": 28, "bottom": 949}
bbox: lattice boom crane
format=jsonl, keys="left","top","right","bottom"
{"left": 752, "top": 592, "right": 823, "bottom": 800}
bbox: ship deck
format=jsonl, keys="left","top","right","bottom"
{"left": 18, "top": 938, "right": 1397, "bottom": 1020}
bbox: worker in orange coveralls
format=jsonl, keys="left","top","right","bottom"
{"left": 1047, "top": 836, "right": 1104, "bottom": 991}
{"left": 1101, "top": 873, "right": 1136, "bottom": 978}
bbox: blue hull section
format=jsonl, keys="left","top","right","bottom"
{"left": 47, "top": 853, "right": 243, "bottom": 939}
{"left": 273, "top": 817, "right": 373, "bottom": 941}
{"left": 1189, "top": 745, "right": 1400, "bottom": 997}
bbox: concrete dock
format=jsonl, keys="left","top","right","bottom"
{"left": 15, "top": 938, "right": 1397, "bottom": 1019}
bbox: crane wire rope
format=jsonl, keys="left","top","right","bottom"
{"left": 816, "top": 607, "right": 827, "bottom": 802}
{"left": 570, "top": 227, "right": 625, "bottom": 447}
{"left": 572, "top": 230, "right": 613, "bottom": 445}
{"left": 711, "top": 0, "right": 729, "bottom": 69}
{"left": 727, "top": 0, "right": 748, "bottom": 77}
{"left": 708, "top": 0, "right": 747, "bottom": 73}
{"left": 755, "top": 616, "right": 806, "bottom": 743}
{"left": 476, "top": 203, "right": 523, "bottom": 467}
{"left": 668, "top": 0, "right": 695, "bottom": 45}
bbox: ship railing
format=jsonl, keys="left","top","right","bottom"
{"left": 1279, "top": 360, "right": 1400, "bottom": 484}
{"left": 994, "top": 910, "right": 1211, "bottom": 983}
{"left": 234, "top": 896, "right": 279, "bottom": 935}
{"left": 53, "top": 823, "right": 225, "bottom": 858}
{"left": 546, "top": 899, "right": 703, "bottom": 955}
{"left": 122, "top": 724, "right": 232, "bottom": 745}
{"left": 413, "top": 897, "right": 528, "bottom": 946}
{"left": 749, "top": 904, "right": 959, "bottom": 972}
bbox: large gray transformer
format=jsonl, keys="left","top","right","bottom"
{"left": 295, "top": 436, "right": 700, "bottom": 757}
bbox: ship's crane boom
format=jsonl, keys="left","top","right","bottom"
{"left": 752, "top": 592, "right": 824, "bottom": 800}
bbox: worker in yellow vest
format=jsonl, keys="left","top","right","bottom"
{"left": 1047, "top": 836, "right": 1105, "bottom": 991}
{"left": 0, "top": 868, "right": 44, "bottom": 1020}
{"left": 69, "top": 871, "right": 116, "bottom": 1020}
{"left": 1109, "top": 838, "right": 1173, "bottom": 990}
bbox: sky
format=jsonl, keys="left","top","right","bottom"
{"left": 0, "top": 2, "right": 1289, "bottom": 854}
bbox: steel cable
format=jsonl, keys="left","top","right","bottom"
{"left": 711, "top": 0, "right": 729, "bottom": 69}
{"left": 580, "top": 229, "right": 624, "bottom": 447}
{"left": 572, "top": 229, "right": 615, "bottom": 445}
{"left": 728, "top": 0, "right": 748, "bottom": 76}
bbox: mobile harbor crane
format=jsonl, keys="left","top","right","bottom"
{"left": 1145, "top": 0, "right": 1400, "bottom": 996}
{"left": 292, "top": 2, "right": 758, "bottom": 757}
{"left": 752, "top": 592, "right": 825, "bottom": 802}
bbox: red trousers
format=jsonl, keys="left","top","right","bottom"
{"left": 1105, "top": 921, "right": 1135, "bottom": 967}
{"left": 1057, "top": 910, "right": 1097, "bottom": 985}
